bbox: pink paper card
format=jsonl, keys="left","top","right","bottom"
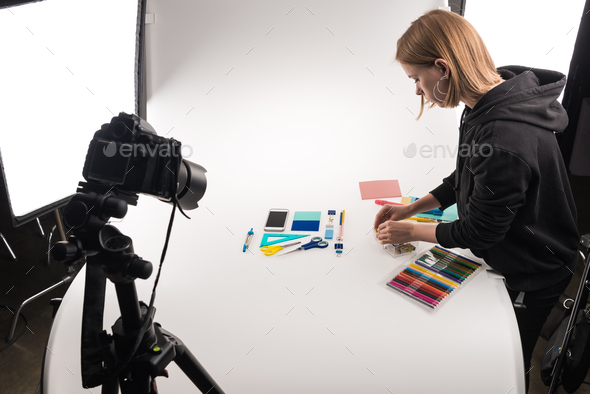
{"left": 359, "top": 180, "right": 402, "bottom": 200}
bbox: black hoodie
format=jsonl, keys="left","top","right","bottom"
{"left": 430, "top": 66, "right": 579, "bottom": 292}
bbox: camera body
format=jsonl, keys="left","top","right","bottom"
{"left": 83, "top": 112, "right": 180, "bottom": 201}
{"left": 82, "top": 113, "right": 206, "bottom": 210}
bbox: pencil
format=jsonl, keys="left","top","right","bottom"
{"left": 409, "top": 263, "right": 459, "bottom": 287}
{"left": 401, "top": 269, "right": 453, "bottom": 294}
{"left": 397, "top": 271, "right": 448, "bottom": 300}
{"left": 418, "top": 257, "right": 468, "bottom": 280}
{"left": 387, "top": 280, "right": 438, "bottom": 307}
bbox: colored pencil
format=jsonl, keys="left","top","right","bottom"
{"left": 390, "top": 277, "right": 442, "bottom": 302}
{"left": 401, "top": 269, "right": 453, "bottom": 294}
{"left": 413, "top": 261, "right": 462, "bottom": 284}
{"left": 432, "top": 246, "right": 481, "bottom": 268}
{"left": 397, "top": 272, "right": 448, "bottom": 300}
{"left": 417, "top": 257, "right": 468, "bottom": 280}
{"left": 387, "top": 280, "right": 438, "bottom": 307}
{"left": 422, "top": 254, "right": 473, "bottom": 276}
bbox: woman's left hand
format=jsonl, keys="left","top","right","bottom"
{"left": 376, "top": 220, "right": 415, "bottom": 244}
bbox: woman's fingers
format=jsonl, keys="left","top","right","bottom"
{"left": 376, "top": 220, "right": 414, "bottom": 244}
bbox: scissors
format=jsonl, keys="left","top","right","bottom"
{"left": 280, "top": 237, "right": 328, "bottom": 256}
{"left": 260, "top": 242, "right": 301, "bottom": 256}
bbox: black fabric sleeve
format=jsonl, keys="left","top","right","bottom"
{"left": 429, "top": 171, "right": 456, "bottom": 211}
{"left": 435, "top": 148, "right": 532, "bottom": 250}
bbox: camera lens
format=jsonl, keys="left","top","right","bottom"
{"left": 176, "top": 160, "right": 207, "bottom": 210}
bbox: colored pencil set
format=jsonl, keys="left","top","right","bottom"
{"left": 386, "top": 245, "right": 482, "bottom": 309}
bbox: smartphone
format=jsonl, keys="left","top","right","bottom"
{"left": 264, "top": 209, "right": 289, "bottom": 232}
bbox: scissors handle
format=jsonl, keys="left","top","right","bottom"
{"left": 260, "top": 246, "right": 277, "bottom": 256}
{"left": 261, "top": 241, "right": 300, "bottom": 256}
{"left": 303, "top": 237, "right": 329, "bottom": 250}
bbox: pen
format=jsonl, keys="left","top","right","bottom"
{"left": 375, "top": 200, "right": 403, "bottom": 206}
{"left": 335, "top": 210, "right": 345, "bottom": 257}
{"left": 243, "top": 228, "right": 254, "bottom": 252}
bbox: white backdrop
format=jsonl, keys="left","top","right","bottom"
{"left": 143, "top": 0, "right": 459, "bottom": 211}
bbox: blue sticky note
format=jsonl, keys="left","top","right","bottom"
{"left": 291, "top": 220, "right": 320, "bottom": 231}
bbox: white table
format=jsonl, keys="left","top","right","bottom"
{"left": 43, "top": 1, "right": 525, "bottom": 392}
{"left": 43, "top": 192, "right": 525, "bottom": 393}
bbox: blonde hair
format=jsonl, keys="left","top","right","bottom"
{"left": 396, "top": 9, "right": 502, "bottom": 118}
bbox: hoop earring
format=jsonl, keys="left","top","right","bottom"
{"left": 433, "top": 75, "right": 448, "bottom": 102}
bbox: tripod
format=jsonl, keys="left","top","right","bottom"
{"left": 54, "top": 183, "right": 225, "bottom": 394}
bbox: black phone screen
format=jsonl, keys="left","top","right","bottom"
{"left": 266, "top": 211, "right": 288, "bottom": 228}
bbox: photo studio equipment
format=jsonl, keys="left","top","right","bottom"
{"left": 1, "top": 0, "right": 141, "bottom": 347}
{"left": 52, "top": 113, "right": 225, "bottom": 394}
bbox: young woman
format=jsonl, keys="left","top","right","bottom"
{"left": 374, "top": 9, "right": 579, "bottom": 392}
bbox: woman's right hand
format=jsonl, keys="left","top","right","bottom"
{"left": 373, "top": 204, "right": 412, "bottom": 229}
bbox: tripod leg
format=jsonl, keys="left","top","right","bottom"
{"left": 175, "top": 347, "right": 225, "bottom": 394}
{"left": 157, "top": 326, "right": 225, "bottom": 394}
{"left": 101, "top": 377, "right": 119, "bottom": 394}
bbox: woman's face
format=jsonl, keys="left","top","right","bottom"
{"left": 400, "top": 62, "right": 448, "bottom": 106}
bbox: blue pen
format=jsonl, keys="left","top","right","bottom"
{"left": 243, "top": 228, "right": 254, "bottom": 252}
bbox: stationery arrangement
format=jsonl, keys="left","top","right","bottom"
{"left": 250, "top": 209, "right": 349, "bottom": 257}
{"left": 386, "top": 246, "right": 482, "bottom": 309}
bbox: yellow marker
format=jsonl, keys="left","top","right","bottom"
{"left": 403, "top": 216, "right": 437, "bottom": 223}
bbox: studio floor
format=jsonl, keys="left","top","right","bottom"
{"left": 0, "top": 174, "right": 589, "bottom": 394}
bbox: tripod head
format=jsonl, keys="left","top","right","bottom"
{"left": 53, "top": 182, "right": 152, "bottom": 283}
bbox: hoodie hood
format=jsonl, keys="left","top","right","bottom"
{"left": 463, "top": 66, "right": 569, "bottom": 133}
